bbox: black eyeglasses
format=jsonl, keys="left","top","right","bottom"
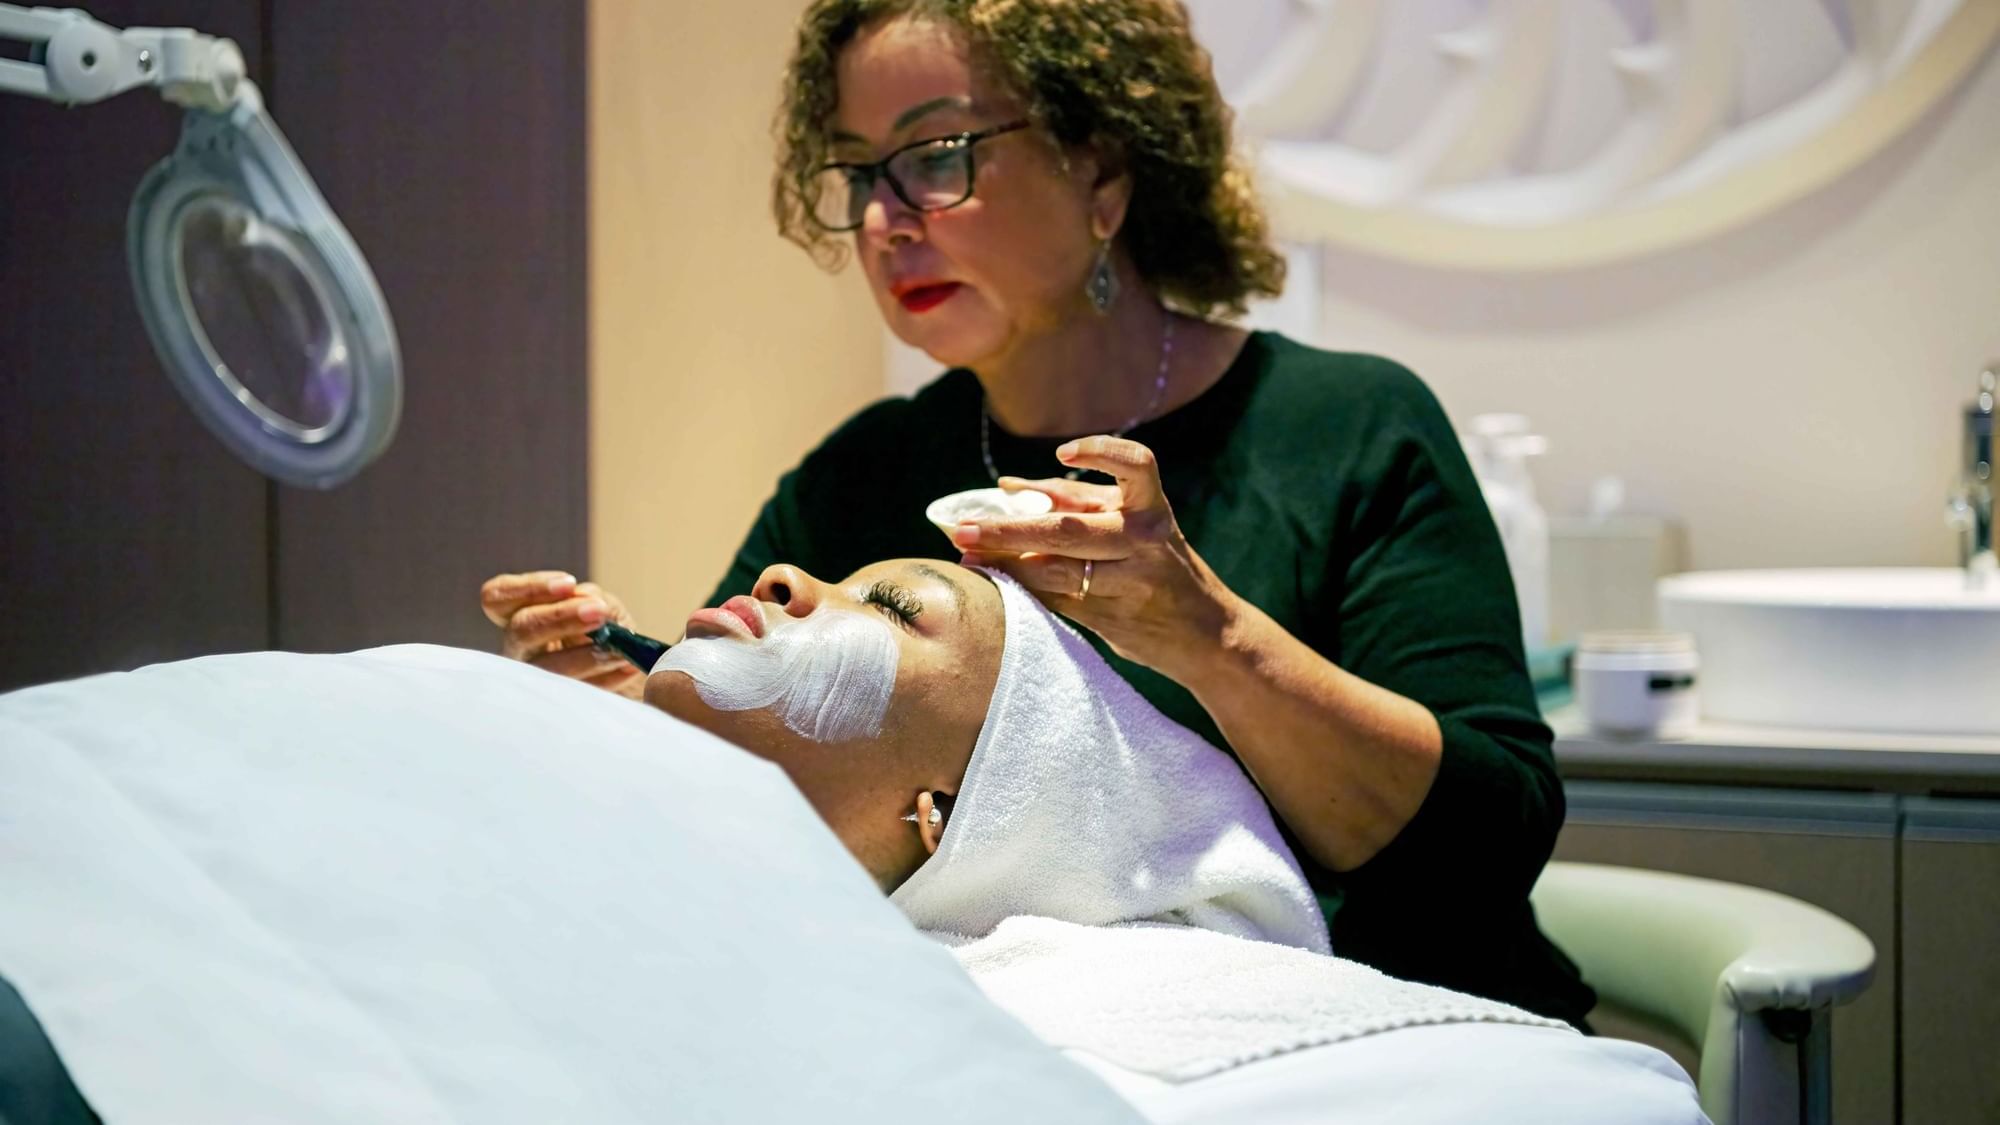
{"left": 809, "top": 120, "right": 1030, "bottom": 232}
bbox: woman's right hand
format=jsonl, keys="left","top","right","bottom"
{"left": 480, "top": 571, "right": 646, "bottom": 699}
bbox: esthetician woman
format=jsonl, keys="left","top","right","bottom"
{"left": 482, "top": 0, "right": 1593, "bottom": 1027}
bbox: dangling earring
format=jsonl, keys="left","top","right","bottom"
{"left": 1086, "top": 238, "right": 1119, "bottom": 313}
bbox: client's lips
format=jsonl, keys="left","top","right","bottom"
{"left": 721, "top": 595, "right": 766, "bottom": 638}
{"left": 685, "top": 595, "right": 766, "bottom": 641}
{"left": 894, "top": 281, "right": 962, "bottom": 313}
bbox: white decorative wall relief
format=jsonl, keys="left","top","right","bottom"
{"left": 1187, "top": 0, "right": 2000, "bottom": 270}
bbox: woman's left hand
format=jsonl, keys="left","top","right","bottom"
{"left": 955, "top": 435, "right": 1240, "bottom": 683}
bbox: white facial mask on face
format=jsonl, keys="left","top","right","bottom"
{"left": 654, "top": 610, "right": 900, "bottom": 743}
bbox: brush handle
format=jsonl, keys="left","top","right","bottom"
{"left": 586, "top": 622, "right": 671, "bottom": 672}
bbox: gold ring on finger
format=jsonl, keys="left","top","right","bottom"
{"left": 1077, "top": 558, "right": 1094, "bottom": 600}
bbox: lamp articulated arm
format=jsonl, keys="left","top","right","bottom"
{"left": 0, "top": 4, "right": 244, "bottom": 110}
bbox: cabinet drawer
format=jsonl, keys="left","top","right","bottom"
{"left": 1900, "top": 797, "right": 2000, "bottom": 1125}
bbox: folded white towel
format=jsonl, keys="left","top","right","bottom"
{"left": 893, "top": 572, "right": 1569, "bottom": 1080}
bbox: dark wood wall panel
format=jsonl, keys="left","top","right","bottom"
{"left": 0, "top": 1, "right": 270, "bottom": 691}
{"left": 267, "top": 0, "right": 589, "bottom": 654}
{"left": 1, "top": 0, "right": 587, "bottom": 689}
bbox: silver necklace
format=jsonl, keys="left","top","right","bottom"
{"left": 981, "top": 313, "right": 1176, "bottom": 483}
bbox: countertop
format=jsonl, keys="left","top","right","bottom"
{"left": 1547, "top": 706, "right": 2000, "bottom": 794}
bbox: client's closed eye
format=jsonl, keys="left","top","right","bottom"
{"left": 862, "top": 580, "right": 924, "bottom": 625}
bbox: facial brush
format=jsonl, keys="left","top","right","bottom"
{"left": 587, "top": 622, "right": 672, "bottom": 672}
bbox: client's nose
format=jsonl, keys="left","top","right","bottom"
{"left": 753, "top": 564, "right": 825, "bottom": 620}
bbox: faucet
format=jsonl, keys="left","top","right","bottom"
{"left": 1948, "top": 364, "right": 1996, "bottom": 588}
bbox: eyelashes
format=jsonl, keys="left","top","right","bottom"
{"left": 862, "top": 580, "right": 924, "bottom": 624}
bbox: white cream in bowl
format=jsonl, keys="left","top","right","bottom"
{"left": 925, "top": 487, "right": 1054, "bottom": 542}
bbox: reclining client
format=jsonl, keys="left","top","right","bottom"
{"left": 641, "top": 556, "right": 1708, "bottom": 1124}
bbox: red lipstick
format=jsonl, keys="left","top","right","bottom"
{"left": 894, "top": 281, "right": 962, "bottom": 314}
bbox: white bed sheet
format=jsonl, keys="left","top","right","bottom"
{"left": 0, "top": 645, "right": 1142, "bottom": 1125}
{"left": 1069, "top": 1022, "right": 1710, "bottom": 1124}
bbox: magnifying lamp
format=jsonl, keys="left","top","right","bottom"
{"left": 1, "top": 4, "right": 400, "bottom": 489}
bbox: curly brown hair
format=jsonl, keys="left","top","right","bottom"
{"left": 772, "top": 0, "right": 1285, "bottom": 320}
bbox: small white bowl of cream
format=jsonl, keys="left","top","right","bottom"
{"left": 925, "top": 487, "right": 1054, "bottom": 542}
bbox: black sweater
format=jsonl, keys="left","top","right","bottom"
{"left": 708, "top": 331, "right": 1595, "bottom": 1026}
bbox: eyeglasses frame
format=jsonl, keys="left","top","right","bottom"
{"left": 809, "top": 119, "right": 1032, "bottom": 232}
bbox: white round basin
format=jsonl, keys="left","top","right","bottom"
{"left": 1657, "top": 569, "right": 2000, "bottom": 736}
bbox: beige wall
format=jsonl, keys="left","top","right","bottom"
{"left": 591, "top": 0, "right": 884, "bottom": 628}
{"left": 1307, "top": 49, "right": 2000, "bottom": 573}
{"left": 593, "top": 4, "right": 1996, "bottom": 614}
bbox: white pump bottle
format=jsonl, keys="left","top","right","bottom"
{"left": 1462, "top": 414, "right": 1550, "bottom": 656}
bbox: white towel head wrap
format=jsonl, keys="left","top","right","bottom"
{"left": 886, "top": 572, "right": 1569, "bottom": 1083}
{"left": 891, "top": 569, "right": 1330, "bottom": 953}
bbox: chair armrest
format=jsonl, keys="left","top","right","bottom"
{"left": 1531, "top": 861, "right": 1875, "bottom": 1124}
{"left": 1533, "top": 861, "right": 1874, "bottom": 1024}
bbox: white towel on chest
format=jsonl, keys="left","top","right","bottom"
{"left": 892, "top": 572, "right": 1569, "bottom": 1081}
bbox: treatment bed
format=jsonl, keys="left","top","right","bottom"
{"left": 0, "top": 646, "right": 1869, "bottom": 1123}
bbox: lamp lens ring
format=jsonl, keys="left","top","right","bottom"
{"left": 170, "top": 193, "right": 354, "bottom": 444}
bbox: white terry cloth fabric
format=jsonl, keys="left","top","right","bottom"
{"left": 1067, "top": 1023, "right": 1710, "bottom": 1125}
{"left": 892, "top": 573, "right": 1571, "bottom": 1082}
{"left": 891, "top": 570, "right": 1329, "bottom": 952}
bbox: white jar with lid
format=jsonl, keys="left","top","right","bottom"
{"left": 1573, "top": 631, "right": 1700, "bottom": 740}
